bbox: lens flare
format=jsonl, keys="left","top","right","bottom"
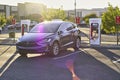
{"left": 66, "top": 59, "right": 80, "bottom": 80}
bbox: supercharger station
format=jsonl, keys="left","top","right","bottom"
{"left": 21, "top": 20, "right": 30, "bottom": 36}
{"left": 89, "top": 18, "right": 101, "bottom": 45}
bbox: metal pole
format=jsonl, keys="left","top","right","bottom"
{"left": 117, "top": 24, "right": 119, "bottom": 45}
{"left": 74, "top": 0, "right": 76, "bottom": 23}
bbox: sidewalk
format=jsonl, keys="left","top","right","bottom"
{"left": 0, "top": 32, "right": 21, "bottom": 45}
{"left": 80, "top": 27, "right": 120, "bottom": 48}
{"left": 0, "top": 29, "right": 120, "bottom": 48}
{"left": 0, "top": 38, "right": 16, "bottom": 45}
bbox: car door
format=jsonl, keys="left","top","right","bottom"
{"left": 66, "top": 23, "right": 75, "bottom": 45}
{"left": 58, "top": 23, "right": 73, "bottom": 47}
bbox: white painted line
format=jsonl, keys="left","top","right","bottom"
{"left": 53, "top": 51, "right": 82, "bottom": 60}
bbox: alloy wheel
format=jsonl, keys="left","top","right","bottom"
{"left": 52, "top": 42, "right": 59, "bottom": 56}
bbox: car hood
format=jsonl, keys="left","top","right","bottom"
{"left": 20, "top": 33, "right": 54, "bottom": 42}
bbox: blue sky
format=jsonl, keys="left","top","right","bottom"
{"left": 0, "top": 0, "right": 120, "bottom": 10}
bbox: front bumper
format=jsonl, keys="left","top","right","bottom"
{"left": 16, "top": 43, "right": 51, "bottom": 53}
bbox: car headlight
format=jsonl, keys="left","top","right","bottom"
{"left": 46, "top": 38, "right": 51, "bottom": 42}
{"left": 37, "top": 38, "right": 52, "bottom": 45}
{"left": 43, "top": 38, "right": 51, "bottom": 42}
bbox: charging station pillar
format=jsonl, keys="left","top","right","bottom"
{"left": 89, "top": 18, "right": 101, "bottom": 45}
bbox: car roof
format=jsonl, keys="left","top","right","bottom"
{"left": 40, "top": 21, "right": 63, "bottom": 24}
{"left": 39, "top": 21, "right": 75, "bottom": 25}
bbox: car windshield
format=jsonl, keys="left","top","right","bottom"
{"left": 30, "top": 22, "right": 60, "bottom": 33}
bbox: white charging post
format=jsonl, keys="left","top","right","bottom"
{"left": 89, "top": 18, "right": 101, "bottom": 45}
{"left": 21, "top": 20, "right": 30, "bottom": 36}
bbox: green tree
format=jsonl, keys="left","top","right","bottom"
{"left": 26, "top": 14, "right": 42, "bottom": 22}
{"left": 6, "top": 16, "right": 14, "bottom": 25}
{"left": 42, "top": 8, "right": 66, "bottom": 21}
{"left": 0, "top": 14, "right": 6, "bottom": 28}
{"left": 102, "top": 4, "right": 120, "bottom": 33}
{"left": 65, "top": 16, "right": 75, "bottom": 22}
{"left": 83, "top": 13, "right": 98, "bottom": 24}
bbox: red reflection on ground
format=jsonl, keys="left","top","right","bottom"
{"left": 66, "top": 59, "right": 80, "bottom": 80}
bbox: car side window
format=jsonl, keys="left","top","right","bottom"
{"left": 59, "top": 23, "right": 75, "bottom": 33}
{"left": 66, "top": 26, "right": 73, "bottom": 31}
{"left": 59, "top": 23, "right": 68, "bottom": 32}
{"left": 65, "top": 23, "right": 73, "bottom": 31}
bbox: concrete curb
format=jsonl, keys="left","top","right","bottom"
{"left": 0, "top": 43, "right": 120, "bottom": 49}
{"left": 0, "top": 44, "right": 16, "bottom": 46}
{"left": 81, "top": 44, "right": 120, "bottom": 49}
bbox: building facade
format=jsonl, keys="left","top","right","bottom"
{"left": 18, "top": 2, "right": 47, "bottom": 19}
{"left": 0, "top": 4, "right": 17, "bottom": 18}
{"left": 65, "top": 8, "right": 107, "bottom": 19}
{"left": 0, "top": 2, "right": 47, "bottom": 20}
{"left": 1, "top": 2, "right": 107, "bottom": 22}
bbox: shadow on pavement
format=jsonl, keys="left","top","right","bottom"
{"left": 94, "top": 48, "right": 120, "bottom": 71}
{"left": 0, "top": 49, "right": 120, "bottom": 80}
{"left": 74, "top": 49, "right": 120, "bottom": 80}
{"left": 94, "top": 48, "right": 120, "bottom": 61}
{"left": 0, "top": 51, "right": 17, "bottom": 74}
{"left": 0, "top": 46, "right": 11, "bottom": 56}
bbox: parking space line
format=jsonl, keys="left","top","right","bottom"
{"left": 53, "top": 51, "right": 82, "bottom": 60}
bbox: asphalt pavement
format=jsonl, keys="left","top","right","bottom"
{"left": 0, "top": 45, "right": 120, "bottom": 80}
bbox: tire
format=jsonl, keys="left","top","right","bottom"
{"left": 74, "top": 37, "right": 81, "bottom": 50}
{"left": 50, "top": 42, "right": 60, "bottom": 56}
{"left": 19, "top": 52, "right": 27, "bottom": 57}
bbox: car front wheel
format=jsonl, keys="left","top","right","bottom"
{"left": 50, "top": 42, "right": 60, "bottom": 56}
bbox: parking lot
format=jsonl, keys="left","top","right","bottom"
{"left": 0, "top": 27, "right": 120, "bottom": 80}
{"left": 0, "top": 45, "right": 120, "bottom": 80}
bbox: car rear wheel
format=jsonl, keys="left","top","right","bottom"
{"left": 50, "top": 42, "right": 59, "bottom": 56}
{"left": 74, "top": 37, "right": 81, "bottom": 50}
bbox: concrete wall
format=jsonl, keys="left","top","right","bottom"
{"left": 18, "top": 2, "right": 47, "bottom": 18}
{"left": 0, "top": 5, "right": 5, "bottom": 15}
{"left": 5, "top": 5, "right": 10, "bottom": 18}
{"left": 0, "top": 4, "right": 17, "bottom": 18}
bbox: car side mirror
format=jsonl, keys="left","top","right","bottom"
{"left": 58, "top": 31, "right": 63, "bottom": 35}
{"left": 67, "top": 27, "right": 72, "bottom": 31}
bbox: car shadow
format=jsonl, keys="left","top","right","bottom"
{"left": 0, "top": 48, "right": 120, "bottom": 80}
